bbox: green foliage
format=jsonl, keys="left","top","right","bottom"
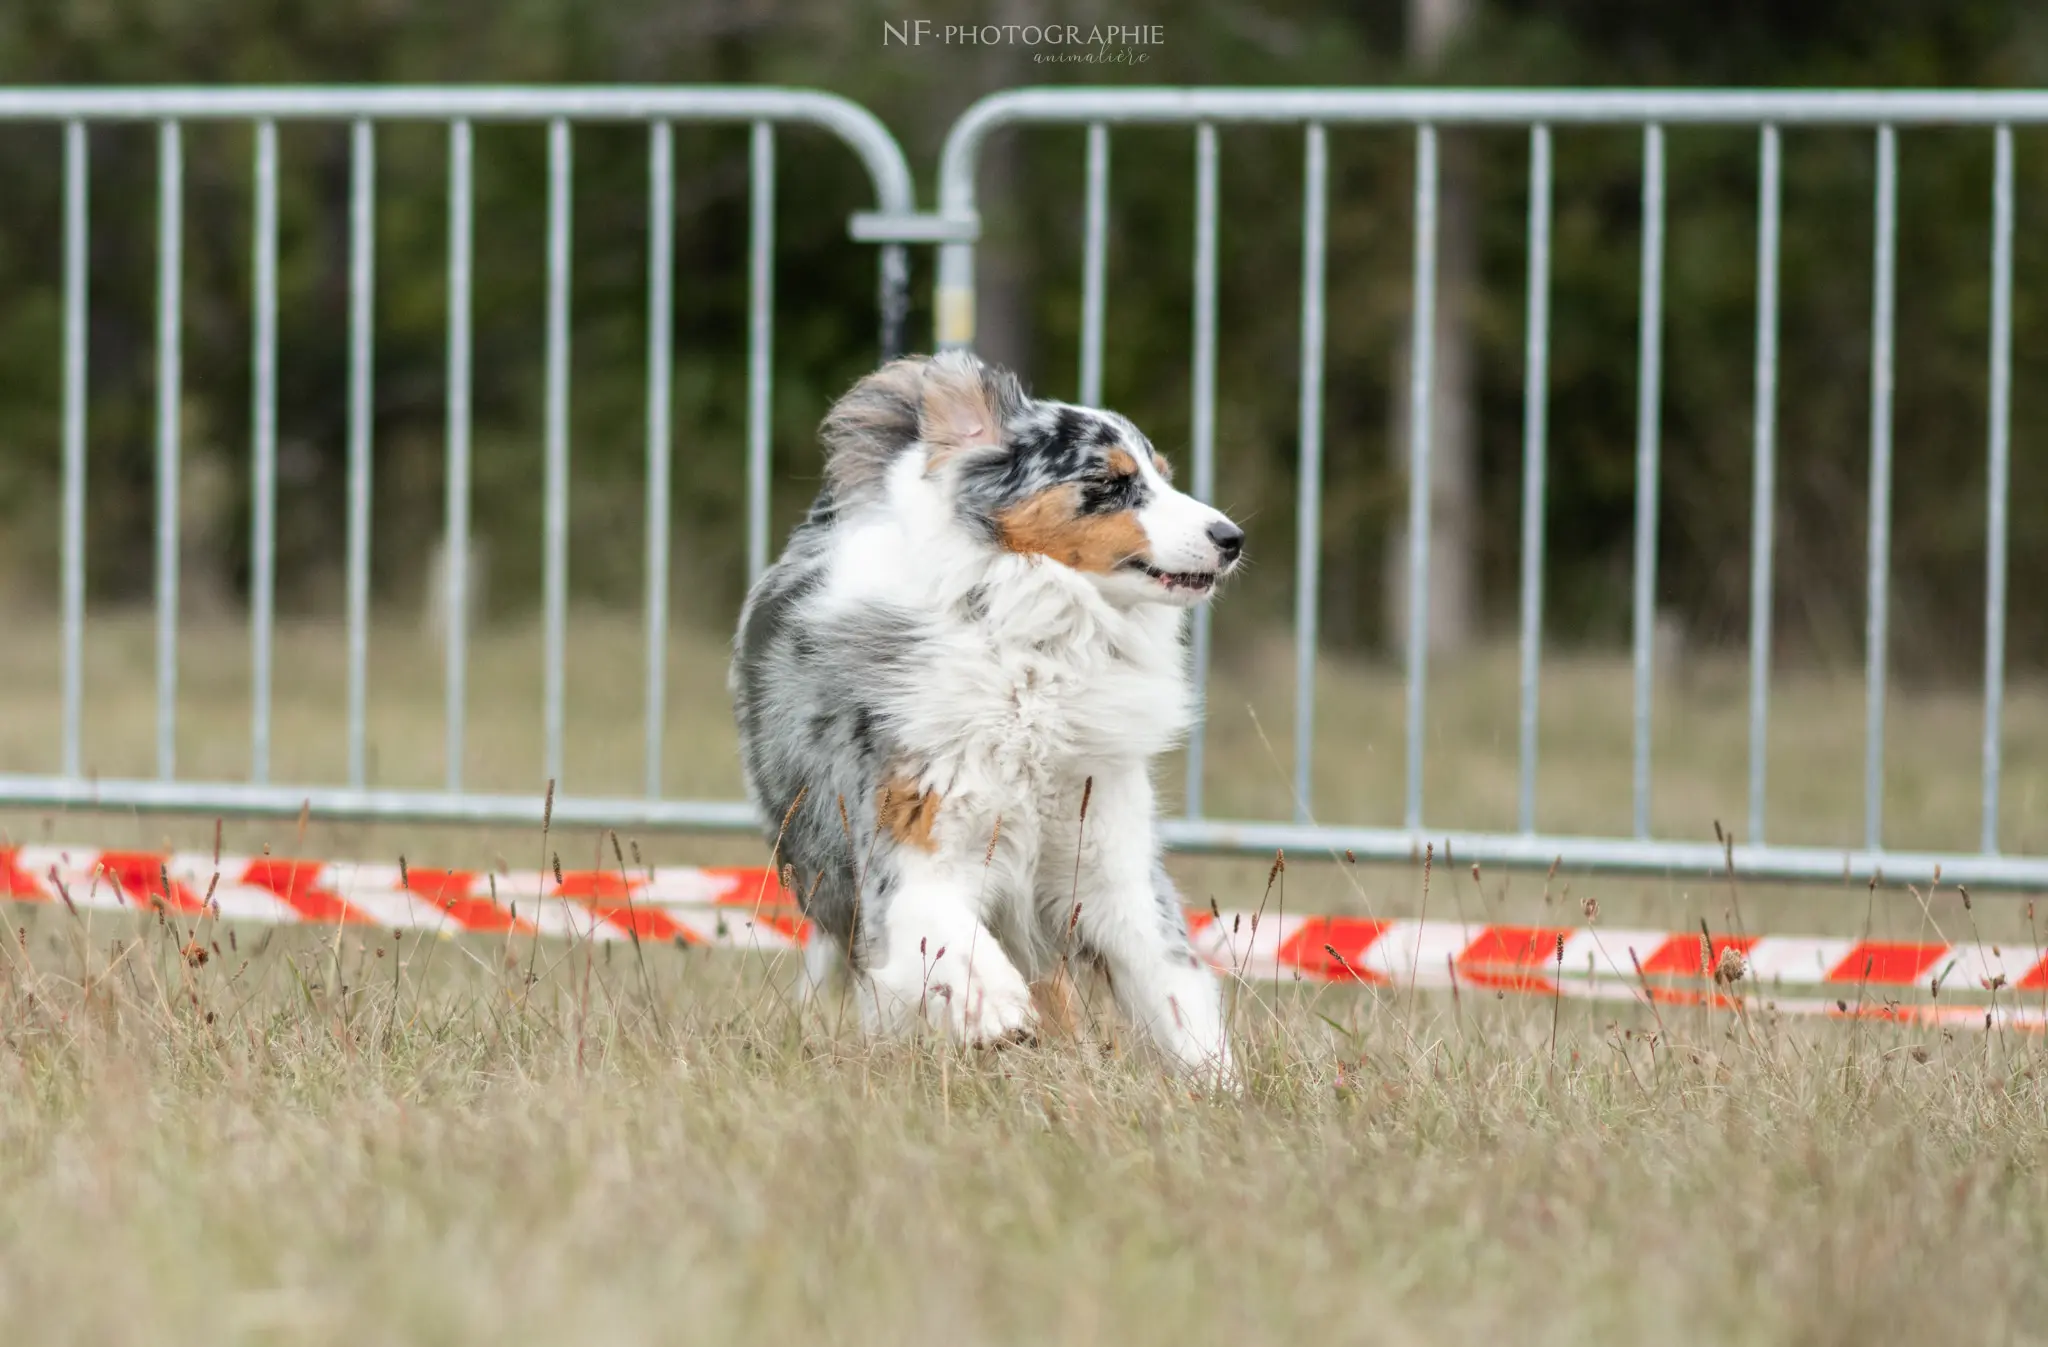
{"left": 0, "top": 0, "right": 2044, "bottom": 672}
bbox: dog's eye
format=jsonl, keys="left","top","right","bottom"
{"left": 1080, "top": 469, "right": 1139, "bottom": 514}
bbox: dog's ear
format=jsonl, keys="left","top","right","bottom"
{"left": 920, "top": 353, "right": 1018, "bottom": 468}
{"left": 820, "top": 357, "right": 927, "bottom": 503}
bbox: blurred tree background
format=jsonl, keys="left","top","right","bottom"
{"left": 1, "top": 0, "right": 2046, "bottom": 680}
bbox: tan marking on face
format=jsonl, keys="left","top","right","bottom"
{"left": 1105, "top": 448, "right": 1140, "bottom": 477}
{"left": 1151, "top": 452, "right": 1173, "bottom": 481}
{"left": 995, "top": 485, "right": 1149, "bottom": 574}
{"left": 877, "top": 776, "right": 941, "bottom": 852}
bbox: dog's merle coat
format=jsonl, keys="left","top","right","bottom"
{"left": 730, "top": 353, "right": 1243, "bottom": 1081}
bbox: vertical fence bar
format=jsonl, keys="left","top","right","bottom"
{"left": 644, "top": 120, "right": 675, "bottom": 800}
{"left": 249, "top": 119, "right": 279, "bottom": 785}
{"left": 1187, "top": 123, "right": 1219, "bottom": 819}
{"left": 542, "top": 118, "right": 572, "bottom": 788}
{"left": 1079, "top": 122, "right": 1109, "bottom": 406}
{"left": 1403, "top": 125, "right": 1438, "bottom": 833}
{"left": 746, "top": 121, "right": 776, "bottom": 587}
{"left": 443, "top": 119, "right": 472, "bottom": 792}
{"left": 1865, "top": 125, "right": 1898, "bottom": 853}
{"left": 1295, "top": 123, "right": 1329, "bottom": 824}
{"left": 155, "top": 120, "right": 183, "bottom": 782}
{"left": 1630, "top": 124, "right": 1666, "bottom": 842}
{"left": 1982, "top": 123, "right": 2014, "bottom": 855}
{"left": 60, "top": 121, "right": 87, "bottom": 780}
{"left": 1515, "top": 125, "right": 1553, "bottom": 836}
{"left": 345, "top": 119, "right": 375, "bottom": 790}
{"left": 877, "top": 242, "right": 909, "bottom": 362}
{"left": 1747, "top": 126, "right": 1782, "bottom": 845}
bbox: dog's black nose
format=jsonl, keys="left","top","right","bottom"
{"left": 1207, "top": 519, "right": 1244, "bottom": 564}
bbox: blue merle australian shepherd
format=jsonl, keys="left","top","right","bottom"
{"left": 731, "top": 352, "right": 1244, "bottom": 1085}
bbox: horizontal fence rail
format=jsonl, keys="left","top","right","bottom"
{"left": 1, "top": 85, "right": 2043, "bottom": 897}
{"left": 0, "top": 85, "right": 914, "bottom": 839}
{"left": 933, "top": 86, "right": 2043, "bottom": 890}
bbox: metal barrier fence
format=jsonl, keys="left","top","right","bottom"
{"left": 933, "top": 88, "right": 2048, "bottom": 890}
{"left": 0, "top": 86, "right": 916, "bottom": 834}
{"left": 2, "top": 85, "right": 2045, "bottom": 895}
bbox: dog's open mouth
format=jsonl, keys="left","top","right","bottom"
{"left": 1123, "top": 559, "right": 1219, "bottom": 595}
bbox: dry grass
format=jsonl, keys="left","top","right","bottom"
{"left": 6, "top": 608, "right": 2048, "bottom": 937}
{"left": 3, "top": 905, "right": 2045, "bottom": 1346}
{"left": 4, "top": 609, "right": 2048, "bottom": 1343}
{"left": 12, "top": 608, "right": 2048, "bottom": 859}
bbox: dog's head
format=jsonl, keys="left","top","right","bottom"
{"left": 822, "top": 352, "right": 1244, "bottom": 606}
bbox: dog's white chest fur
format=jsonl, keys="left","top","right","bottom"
{"left": 930, "top": 574, "right": 1188, "bottom": 777}
{"left": 824, "top": 459, "right": 1192, "bottom": 890}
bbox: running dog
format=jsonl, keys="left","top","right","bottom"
{"left": 730, "top": 352, "right": 1243, "bottom": 1085}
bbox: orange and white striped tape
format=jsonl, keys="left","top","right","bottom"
{"left": 0, "top": 844, "right": 800, "bottom": 951}
{"left": 1187, "top": 909, "right": 2048, "bottom": 998}
{"left": 1187, "top": 909, "right": 2048, "bottom": 1030}
{"left": 3, "top": 844, "right": 2041, "bottom": 1029}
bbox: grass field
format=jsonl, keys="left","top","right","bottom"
{"left": 6, "top": 608, "right": 2048, "bottom": 936}
{"left": 4, "top": 910, "right": 2046, "bottom": 1345}
{"left": 4, "top": 611, "right": 2048, "bottom": 1343}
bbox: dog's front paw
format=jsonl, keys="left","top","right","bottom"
{"left": 929, "top": 960, "right": 1039, "bottom": 1048}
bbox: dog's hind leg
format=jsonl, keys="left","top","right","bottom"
{"left": 795, "top": 929, "right": 846, "bottom": 1009}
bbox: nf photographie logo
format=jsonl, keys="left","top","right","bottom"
{"left": 883, "top": 20, "right": 1163, "bottom": 64}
